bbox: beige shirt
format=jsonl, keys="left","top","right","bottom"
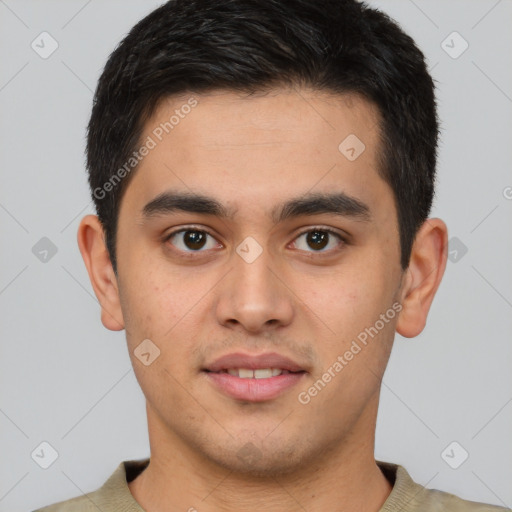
{"left": 34, "top": 458, "right": 509, "bottom": 512}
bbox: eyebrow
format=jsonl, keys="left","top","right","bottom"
{"left": 141, "top": 190, "right": 371, "bottom": 223}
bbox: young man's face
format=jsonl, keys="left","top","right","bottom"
{"left": 83, "top": 88, "right": 437, "bottom": 475}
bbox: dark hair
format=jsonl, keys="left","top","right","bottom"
{"left": 86, "top": 0, "right": 438, "bottom": 273}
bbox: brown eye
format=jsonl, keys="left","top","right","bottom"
{"left": 167, "top": 229, "right": 219, "bottom": 252}
{"left": 183, "top": 230, "right": 207, "bottom": 250}
{"left": 306, "top": 230, "right": 329, "bottom": 250}
{"left": 293, "top": 228, "right": 344, "bottom": 253}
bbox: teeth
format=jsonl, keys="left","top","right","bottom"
{"left": 254, "top": 369, "right": 272, "bottom": 379}
{"left": 225, "top": 368, "right": 284, "bottom": 378}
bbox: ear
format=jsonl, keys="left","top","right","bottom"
{"left": 77, "top": 215, "right": 125, "bottom": 331}
{"left": 396, "top": 218, "right": 448, "bottom": 338}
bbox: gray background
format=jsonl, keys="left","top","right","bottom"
{"left": 1, "top": 1, "right": 511, "bottom": 511}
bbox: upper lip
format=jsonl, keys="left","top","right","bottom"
{"left": 203, "top": 352, "right": 306, "bottom": 373}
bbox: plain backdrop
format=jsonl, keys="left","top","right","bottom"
{"left": 1, "top": 1, "right": 511, "bottom": 511}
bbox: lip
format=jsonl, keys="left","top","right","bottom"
{"left": 203, "top": 352, "right": 307, "bottom": 402}
{"left": 204, "top": 352, "right": 305, "bottom": 373}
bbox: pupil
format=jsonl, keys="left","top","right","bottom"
{"left": 185, "top": 231, "right": 206, "bottom": 250}
{"left": 307, "top": 230, "right": 328, "bottom": 250}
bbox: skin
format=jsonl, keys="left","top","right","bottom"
{"left": 78, "top": 88, "right": 448, "bottom": 512}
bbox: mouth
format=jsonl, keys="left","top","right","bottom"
{"left": 202, "top": 352, "right": 307, "bottom": 402}
{"left": 213, "top": 368, "right": 300, "bottom": 378}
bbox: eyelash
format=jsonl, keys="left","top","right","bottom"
{"left": 163, "top": 225, "right": 347, "bottom": 257}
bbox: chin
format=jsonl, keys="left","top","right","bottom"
{"left": 201, "top": 438, "right": 313, "bottom": 478}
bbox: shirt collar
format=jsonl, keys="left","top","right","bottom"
{"left": 100, "top": 457, "right": 417, "bottom": 511}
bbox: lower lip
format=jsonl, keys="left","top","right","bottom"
{"left": 204, "top": 371, "right": 306, "bottom": 402}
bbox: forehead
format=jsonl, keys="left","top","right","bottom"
{"left": 121, "top": 88, "right": 391, "bottom": 221}
{"left": 149, "top": 88, "right": 381, "bottom": 150}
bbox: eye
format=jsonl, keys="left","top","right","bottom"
{"left": 291, "top": 228, "right": 345, "bottom": 253}
{"left": 165, "top": 228, "right": 220, "bottom": 252}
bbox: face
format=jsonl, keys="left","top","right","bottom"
{"left": 112, "top": 88, "right": 406, "bottom": 475}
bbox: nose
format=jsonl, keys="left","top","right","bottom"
{"left": 215, "top": 246, "right": 294, "bottom": 334}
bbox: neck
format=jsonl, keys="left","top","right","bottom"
{"left": 129, "top": 403, "right": 392, "bottom": 512}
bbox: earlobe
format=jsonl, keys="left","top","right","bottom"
{"left": 396, "top": 218, "right": 448, "bottom": 339}
{"left": 77, "top": 215, "right": 125, "bottom": 331}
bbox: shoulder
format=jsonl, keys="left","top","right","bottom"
{"left": 416, "top": 487, "right": 510, "bottom": 511}
{"left": 378, "top": 461, "right": 510, "bottom": 512}
{"left": 32, "top": 459, "right": 148, "bottom": 512}
{"left": 33, "top": 494, "right": 100, "bottom": 512}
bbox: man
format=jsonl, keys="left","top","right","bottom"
{"left": 34, "top": 0, "right": 508, "bottom": 510}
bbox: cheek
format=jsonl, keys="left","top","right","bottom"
{"left": 120, "top": 258, "right": 194, "bottom": 339}
{"left": 295, "top": 260, "right": 397, "bottom": 356}
{"left": 120, "top": 269, "right": 205, "bottom": 376}
{"left": 301, "top": 264, "right": 388, "bottom": 321}
{"left": 123, "top": 279, "right": 199, "bottom": 403}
